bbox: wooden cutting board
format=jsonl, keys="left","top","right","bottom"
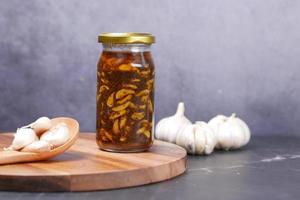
{"left": 0, "top": 133, "right": 187, "bottom": 192}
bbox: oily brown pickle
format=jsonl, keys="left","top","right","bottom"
{"left": 96, "top": 51, "right": 154, "bottom": 152}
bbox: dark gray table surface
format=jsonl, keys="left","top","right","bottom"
{"left": 0, "top": 136, "right": 299, "bottom": 200}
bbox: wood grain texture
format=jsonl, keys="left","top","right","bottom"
{"left": 0, "top": 133, "right": 187, "bottom": 192}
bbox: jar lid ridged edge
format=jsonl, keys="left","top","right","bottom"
{"left": 98, "top": 32, "right": 155, "bottom": 44}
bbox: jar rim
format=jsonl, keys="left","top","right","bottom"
{"left": 98, "top": 32, "right": 155, "bottom": 44}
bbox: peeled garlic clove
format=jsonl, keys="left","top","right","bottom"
{"left": 195, "top": 121, "right": 217, "bottom": 155}
{"left": 155, "top": 102, "right": 192, "bottom": 143}
{"left": 40, "top": 123, "right": 70, "bottom": 148}
{"left": 7, "top": 128, "right": 38, "bottom": 150}
{"left": 208, "top": 113, "right": 251, "bottom": 150}
{"left": 21, "top": 140, "right": 53, "bottom": 153}
{"left": 28, "top": 117, "right": 52, "bottom": 136}
{"left": 3, "top": 146, "right": 14, "bottom": 151}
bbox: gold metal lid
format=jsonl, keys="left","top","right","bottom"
{"left": 98, "top": 32, "right": 155, "bottom": 44}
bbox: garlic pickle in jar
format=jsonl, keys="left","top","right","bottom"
{"left": 96, "top": 33, "right": 155, "bottom": 152}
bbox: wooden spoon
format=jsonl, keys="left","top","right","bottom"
{"left": 0, "top": 117, "right": 79, "bottom": 165}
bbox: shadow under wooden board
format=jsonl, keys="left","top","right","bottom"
{"left": 0, "top": 133, "right": 187, "bottom": 192}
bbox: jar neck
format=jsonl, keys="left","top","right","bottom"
{"left": 102, "top": 43, "right": 151, "bottom": 52}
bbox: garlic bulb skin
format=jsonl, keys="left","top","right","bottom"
{"left": 40, "top": 123, "right": 70, "bottom": 148}
{"left": 175, "top": 124, "right": 197, "bottom": 154}
{"left": 28, "top": 117, "right": 52, "bottom": 136}
{"left": 21, "top": 140, "right": 53, "bottom": 153}
{"left": 194, "top": 121, "right": 217, "bottom": 155}
{"left": 155, "top": 102, "right": 192, "bottom": 143}
{"left": 208, "top": 113, "right": 251, "bottom": 150}
{"left": 176, "top": 122, "right": 216, "bottom": 155}
{"left": 8, "top": 128, "right": 38, "bottom": 150}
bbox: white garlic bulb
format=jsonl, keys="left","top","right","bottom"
{"left": 40, "top": 123, "right": 70, "bottom": 148}
{"left": 176, "top": 122, "right": 216, "bottom": 155}
{"left": 195, "top": 121, "right": 217, "bottom": 155}
{"left": 208, "top": 113, "right": 251, "bottom": 150}
{"left": 7, "top": 128, "right": 38, "bottom": 150}
{"left": 24, "top": 117, "right": 52, "bottom": 136}
{"left": 175, "top": 124, "right": 197, "bottom": 154}
{"left": 21, "top": 140, "right": 53, "bottom": 153}
{"left": 155, "top": 102, "right": 192, "bottom": 143}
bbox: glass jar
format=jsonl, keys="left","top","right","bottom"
{"left": 96, "top": 33, "right": 155, "bottom": 152}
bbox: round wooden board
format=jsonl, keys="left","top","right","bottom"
{"left": 0, "top": 133, "right": 187, "bottom": 192}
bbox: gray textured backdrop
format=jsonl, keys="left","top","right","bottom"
{"left": 1, "top": 0, "right": 300, "bottom": 135}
